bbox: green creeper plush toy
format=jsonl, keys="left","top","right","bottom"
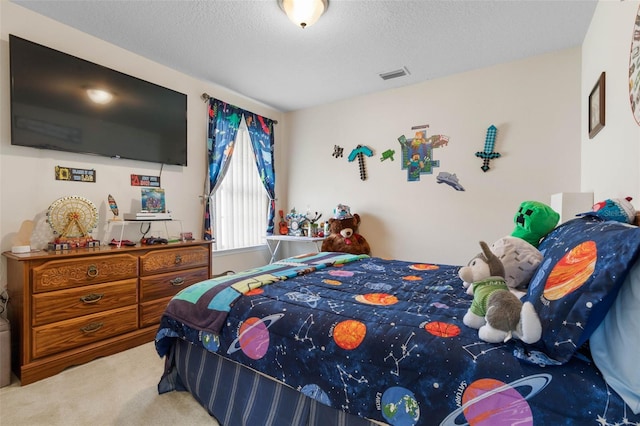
{"left": 511, "top": 201, "right": 560, "bottom": 247}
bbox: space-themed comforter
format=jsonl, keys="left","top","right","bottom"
{"left": 155, "top": 252, "right": 639, "bottom": 426}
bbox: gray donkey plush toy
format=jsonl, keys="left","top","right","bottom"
{"left": 460, "top": 241, "right": 542, "bottom": 344}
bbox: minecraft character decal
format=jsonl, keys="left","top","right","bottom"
{"left": 398, "top": 125, "right": 450, "bottom": 182}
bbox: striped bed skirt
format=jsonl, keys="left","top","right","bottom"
{"left": 158, "top": 338, "right": 381, "bottom": 426}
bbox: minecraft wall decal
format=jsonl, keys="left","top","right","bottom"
{"left": 475, "top": 125, "right": 501, "bottom": 172}
{"left": 348, "top": 145, "right": 374, "bottom": 181}
{"left": 436, "top": 172, "right": 465, "bottom": 191}
{"left": 380, "top": 149, "right": 395, "bottom": 161}
{"left": 398, "top": 124, "right": 450, "bottom": 182}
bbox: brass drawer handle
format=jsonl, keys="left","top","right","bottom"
{"left": 86, "top": 265, "right": 99, "bottom": 278}
{"left": 80, "top": 293, "right": 104, "bottom": 304}
{"left": 174, "top": 255, "right": 182, "bottom": 264}
{"left": 80, "top": 322, "right": 103, "bottom": 333}
{"left": 170, "top": 277, "right": 184, "bottom": 286}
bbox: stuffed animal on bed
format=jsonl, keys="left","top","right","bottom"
{"left": 476, "top": 201, "right": 554, "bottom": 292}
{"left": 321, "top": 204, "right": 371, "bottom": 255}
{"left": 577, "top": 196, "right": 636, "bottom": 224}
{"left": 460, "top": 241, "right": 542, "bottom": 344}
{"left": 489, "top": 236, "right": 543, "bottom": 293}
{"left": 511, "top": 200, "right": 560, "bottom": 247}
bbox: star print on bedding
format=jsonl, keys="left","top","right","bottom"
{"left": 156, "top": 254, "right": 640, "bottom": 425}
{"left": 522, "top": 217, "right": 640, "bottom": 364}
{"left": 158, "top": 252, "right": 369, "bottom": 338}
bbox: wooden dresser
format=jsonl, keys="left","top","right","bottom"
{"left": 2, "top": 241, "right": 212, "bottom": 385}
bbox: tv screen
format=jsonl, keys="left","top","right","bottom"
{"left": 9, "top": 35, "right": 188, "bottom": 166}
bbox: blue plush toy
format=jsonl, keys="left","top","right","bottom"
{"left": 578, "top": 197, "right": 636, "bottom": 224}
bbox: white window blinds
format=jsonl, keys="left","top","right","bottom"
{"left": 213, "top": 120, "right": 268, "bottom": 250}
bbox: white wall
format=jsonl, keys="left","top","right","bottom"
{"left": 3, "top": 0, "right": 637, "bottom": 295}
{"left": 0, "top": 2, "right": 283, "bottom": 291}
{"left": 581, "top": 1, "right": 640, "bottom": 204}
{"left": 282, "top": 49, "right": 583, "bottom": 265}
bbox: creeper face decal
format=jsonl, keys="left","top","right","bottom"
{"left": 398, "top": 127, "right": 449, "bottom": 182}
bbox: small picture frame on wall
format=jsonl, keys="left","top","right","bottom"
{"left": 588, "top": 72, "right": 605, "bottom": 139}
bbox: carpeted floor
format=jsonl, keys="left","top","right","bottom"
{"left": 0, "top": 342, "right": 218, "bottom": 425}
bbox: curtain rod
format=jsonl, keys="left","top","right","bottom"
{"left": 201, "top": 93, "right": 278, "bottom": 125}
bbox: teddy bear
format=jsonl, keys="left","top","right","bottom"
{"left": 321, "top": 204, "right": 371, "bottom": 255}
{"left": 460, "top": 241, "right": 542, "bottom": 344}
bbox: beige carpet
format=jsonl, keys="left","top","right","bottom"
{"left": 0, "top": 342, "right": 218, "bottom": 425}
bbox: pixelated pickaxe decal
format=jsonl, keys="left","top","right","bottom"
{"left": 348, "top": 145, "right": 374, "bottom": 180}
{"left": 475, "top": 125, "right": 501, "bottom": 172}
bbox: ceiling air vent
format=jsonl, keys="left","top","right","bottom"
{"left": 379, "top": 66, "right": 410, "bottom": 81}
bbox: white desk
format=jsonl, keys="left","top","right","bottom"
{"left": 265, "top": 235, "right": 325, "bottom": 263}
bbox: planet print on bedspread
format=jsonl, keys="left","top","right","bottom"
{"left": 423, "top": 321, "right": 461, "bottom": 338}
{"left": 227, "top": 313, "right": 284, "bottom": 359}
{"left": 380, "top": 386, "right": 420, "bottom": 426}
{"left": 300, "top": 384, "right": 331, "bottom": 406}
{"left": 332, "top": 319, "right": 367, "bottom": 350}
{"left": 409, "top": 264, "right": 440, "bottom": 271}
{"left": 355, "top": 293, "right": 399, "bottom": 305}
{"left": 440, "top": 374, "right": 552, "bottom": 426}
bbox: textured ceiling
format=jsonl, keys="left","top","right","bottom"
{"left": 12, "top": 0, "right": 597, "bottom": 112}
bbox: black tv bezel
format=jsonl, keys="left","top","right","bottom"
{"left": 8, "top": 34, "right": 188, "bottom": 167}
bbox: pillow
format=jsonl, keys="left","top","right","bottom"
{"left": 523, "top": 217, "right": 640, "bottom": 363}
{"left": 490, "top": 236, "right": 542, "bottom": 291}
{"left": 590, "top": 258, "right": 640, "bottom": 414}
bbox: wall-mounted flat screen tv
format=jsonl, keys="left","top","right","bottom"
{"left": 9, "top": 35, "right": 188, "bottom": 166}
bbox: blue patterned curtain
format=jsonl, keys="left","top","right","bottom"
{"left": 203, "top": 98, "right": 276, "bottom": 240}
{"left": 203, "top": 99, "right": 242, "bottom": 240}
{"left": 244, "top": 111, "right": 276, "bottom": 234}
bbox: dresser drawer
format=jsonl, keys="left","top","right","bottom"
{"left": 32, "top": 254, "right": 138, "bottom": 293}
{"left": 32, "top": 306, "right": 138, "bottom": 359}
{"left": 140, "top": 246, "right": 209, "bottom": 276}
{"left": 139, "top": 267, "right": 209, "bottom": 302}
{"left": 139, "top": 296, "right": 173, "bottom": 328}
{"left": 32, "top": 279, "right": 138, "bottom": 326}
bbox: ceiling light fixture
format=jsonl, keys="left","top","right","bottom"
{"left": 86, "top": 89, "right": 113, "bottom": 104}
{"left": 278, "top": 0, "right": 328, "bottom": 29}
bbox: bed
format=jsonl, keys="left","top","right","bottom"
{"left": 155, "top": 217, "right": 640, "bottom": 425}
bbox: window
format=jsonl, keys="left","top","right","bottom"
{"left": 213, "top": 120, "right": 269, "bottom": 251}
